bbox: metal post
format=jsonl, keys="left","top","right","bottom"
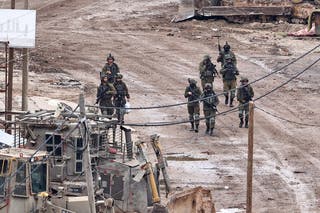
{"left": 22, "top": 0, "right": 29, "bottom": 111}
{"left": 79, "top": 94, "right": 96, "bottom": 213}
{"left": 6, "top": 0, "right": 15, "bottom": 133}
{"left": 246, "top": 101, "right": 254, "bottom": 213}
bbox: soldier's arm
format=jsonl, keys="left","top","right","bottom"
{"left": 184, "top": 87, "right": 190, "bottom": 98}
{"left": 106, "top": 84, "right": 117, "bottom": 95}
{"left": 124, "top": 83, "right": 130, "bottom": 99}
{"left": 232, "top": 52, "right": 237, "bottom": 66}
{"left": 250, "top": 86, "right": 254, "bottom": 98}
{"left": 219, "top": 67, "right": 225, "bottom": 75}
{"left": 196, "top": 88, "right": 202, "bottom": 98}
{"left": 236, "top": 88, "right": 241, "bottom": 101}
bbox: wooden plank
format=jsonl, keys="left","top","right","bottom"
{"left": 199, "top": 6, "right": 292, "bottom": 17}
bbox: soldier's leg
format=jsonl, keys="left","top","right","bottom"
{"left": 204, "top": 110, "right": 210, "bottom": 134}
{"left": 188, "top": 105, "right": 195, "bottom": 131}
{"left": 209, "top": 110, "right": 216, "bottom": 135}
{"left": 239, "top": 105, "right": 244, "bottom": 128}
{"left": 244, "top": 104, "right": 249, "bottom": 128}
{"left": 229, "top": 80, "right": 236, "bottom": 107}
{"left": 194, "top": 104, "right": 200, "bottom": 133}
{"left": 106, "top": 100, "right": 114, "bottom": 118}
{"left": 223, "top": 80, "right": 229, "bottom": 105}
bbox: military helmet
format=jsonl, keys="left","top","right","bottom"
{"left": 116, "top": 73, "right": 123, "bottom": 79}
{"left": 189, "top": 78, "right": 197, "bottom": 84}
{"left": 223, "top": 42, "right": 231, "bottom": 51}
{"left": 203, "top": 55, "right": 211, "bottom": 60}
{"left": 107, "top": 53, "right": 115, "bottom": 61}
{"left": 240, "top": 76, "right": 249, "bottom": 82}
{"left": 204, "top": 83, "right": 212, "bottom": 89}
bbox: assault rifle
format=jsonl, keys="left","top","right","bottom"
{"left": 96, "top": 85, "right": 112, "bottom": 104}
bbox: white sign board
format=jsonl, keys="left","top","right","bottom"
{"left": 0, "top": 9, "right": 36, "bottom": 48}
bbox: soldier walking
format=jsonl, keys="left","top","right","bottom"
{"left": 199, "top": 55, "right": 219, "bottom": 90}
{"left": 220, "top": 56, "right": 239, "bottom": 107}
{"left": 113, "top": 73, "right": 130, "bottom": 124}
{"left": 101, "top": 53, "right": 120, "bottom": 83}
{"left": 96, "top": 75, "right": 117, "bottom": 117}
{"left": 217, "top": 42, "right": 237, "bottom": 67}
{"left": 184, "top": 79, "right": 201, "bottom": 133}
{"left": 201, "top": 83, "right": 219, "bottom": 135}
{"left": 237, "top": 77, "right": 254, "bottom": 128}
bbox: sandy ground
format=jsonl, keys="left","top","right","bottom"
{"left": 1, "top": 0, "right": 320, "bottom": 212}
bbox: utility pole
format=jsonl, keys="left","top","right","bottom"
{"left": 79, "top": 94, "right": 96, "bottom": 213}
{"left": 22, "top": 0, "right": 29, "bottom": 111}
{"left": 6, "top": 0, "right": 16, "bottom": 133}
{"left": 246, "top": 101, "right": 254, "bottom": 213}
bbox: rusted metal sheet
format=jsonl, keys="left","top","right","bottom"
{"left": 199, "top": 6, "right": 292, "bottom": 17}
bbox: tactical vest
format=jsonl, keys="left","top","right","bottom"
{"left": 223, "top": 63, "right": 237, "bottom": 81}
{"left": 203, "top": 91, "right": 217, "bottom": 110}
{"left": 203, "top": 63, "right": 215, "bottom": 77}
{"left": 187, "top": 86, "right": 200, "bottom": 103}
{"left": 239, "top": 86, "right": 252, "bottom": 102}
{"left": 114, "top": 82, "right": 126, "bottom": 97}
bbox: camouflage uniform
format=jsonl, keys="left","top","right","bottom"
{"left": 201, "top": 84, "right": 219, "bottom": 135}
{"left": 237, "top": 77, "right": 254, "bottom": 128}
{"left": 101, "top": 54, "right": 120, "bottom": 83}
{"left": 219, "top": 57, "right": 239, "bottom": 107}
{"left": 217, "top": 42, "right": 237, "bottom": 67}
{"left": 96, "top": 77, "right": 117, "bottom": 117}
{"left": 199, "top": 55, "right": 219, "bottom": 90}
{"left": 184, "top": 79, "right": 201, "bottom": 132}
{"left": 113, "top": 74, "right": 130, "bottom": 124}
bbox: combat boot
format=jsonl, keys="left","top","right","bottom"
{"left": 210, "top": 128, "right": 214, "bottom": 136}
{"left": 245, "top": 118, "right": 249, "bottom": 128}
{"left": 189, "top": 122, "right": 195, "bottom": 131}
{"left": 229, "top": 98, "right": 234, "bottom": 107}
{"left": 239, "top": 118, "right": 243, "bottom": 128}
{"left": 195, "top": 124, "right": 199, "bottom": 133}
{"left": 205, "top": 124, "right": 210, "bottom": 134}
{"left": 224, "top": 95, "right": 229, "bottom": 105}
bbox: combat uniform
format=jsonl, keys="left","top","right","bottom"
{"left": 113, "top": 74, "right": 130, "bottom": 124}
{"left": 237, "top": 77, "right": 254, "bottom": 128}
{"left": 96, "top": 78, "right": 117, "bottom": 117}
{"left": 199, "top": 55, "right": 219, "bottom": 90}
{"left": 217, "top": 43, "right": 237, "bottom": 67}
{"left": 101, "top": 54, "right": 120, "bottom": 83}
{"left": 184, "top": 79, "right": 201, "bottom": 132}
{"left": 220, "top": 57, "right": 239, "bottom": 107}
{"left": 201, "top": 84, "right": 219, "bottom": 135}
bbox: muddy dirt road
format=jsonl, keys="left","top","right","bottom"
{"left": 2, "top": 0, "right": 320, "bottom": 212}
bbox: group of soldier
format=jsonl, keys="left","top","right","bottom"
{"left": 96, "top": 54, "right": 130, "bottom": 123}
{"left": 96, "top": 44, "right": 254, "bottom": 131}
{"left": 185, "top": 42, "right": 254, "bottom": 135}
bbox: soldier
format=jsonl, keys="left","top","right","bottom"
{"left": 199, "top": 55, "right": 219, "bottom": 90}
{"left": 201, "top": 83, "right": 219, "bottom": 135}
{"left": 237, "top": 77, "right": 254, "bottom": 128}
{"left": 184, "top": 78, "right": 201, "bottom": 133}
{"left": 113, "top": 73, "right": 130, "bottom": 124}
{"left": 101, "top": 53, "right": 120, "bottom": 83}
{"left": 220, "top": 55, "right": 239, "bottom": 107}
{"left": 217, "top": 42, "right": 237, "bottom": 67}
{"left": 96, "top": 75, "right": 117, "bottom": 117}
